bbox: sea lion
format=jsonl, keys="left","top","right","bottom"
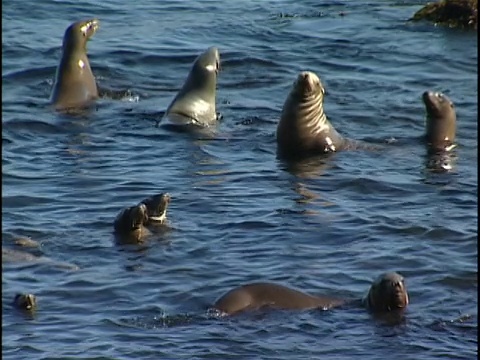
{"left": 13, "top": 293, "right": 37, "bottom": 312}
{"left": 363, "top": 272, "right": 409, "bottom": 312}
{"left": 162, "top": 47, "right": 220, "bottom": 127}
{"left": 113, "top": 203, "right": 150, "bottom": 242}
{"left": 50, "top": 19, "right": 99, "bottom": 111}
{"left": 2, "top": 247, "right": 79, "bottom": 271}
{"left": 422, "top": 91, "right": 457, "bottom": 152}
{"left": 141, "top": 193, "right": 171, "bottom": 225}
{"left": 212, "top": 272, "right": 408, "bottom": 316}
{"left": 14, "top": 236, "right": 40, "bottom": 248}
{"left": 114, "top": 193, "right": 172, "bottom": 243}
{"left": 276, "top": 71, "right": 373, "bottom": 159}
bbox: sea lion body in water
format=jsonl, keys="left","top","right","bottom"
{"left": 114, "top": 193, "right": 171, "bottom": 243}
{"left": 422, "top": 91, "right": 457, "bottom": 171}
{"left": 13, "top": 293, "right": 37, "bottom": 312}
{"left": 162, "top": 47, "right": 220, "bottom": 128}
{"left": 276, "top": 71, "right": 374, "bottom": 159}
{"left": 422, "top": 91, "right": 456, "bottom": 152}
{"left": 50, "top": 19, "right": 99, "bottom": 111}
{"left": 2, "top": 247, "right": 79, "bottom": 271}
{"left": 114, "top": 203, "right": 151, "bottom": 243}
{"left": 212, "top": 272, "right": 408, "bottom": 316}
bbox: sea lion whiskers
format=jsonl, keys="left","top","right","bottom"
{"left": 80, "top": 19, "right": 99, "bottom": 37}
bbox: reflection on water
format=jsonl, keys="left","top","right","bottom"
{"left": 279, "top": 155, "right": 334, "bottom": 179}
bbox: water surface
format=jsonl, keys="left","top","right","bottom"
{"left": 2, "top": 1, "right": 477, "bottom": 359}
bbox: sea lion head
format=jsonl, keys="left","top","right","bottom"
{"left": 114, "top": 203, "right": 149, "bottom": 233}
{"left": 422, "top": 91, "right": 456, "bottom": 151}
{"left": 63, "top": 18, "right": 100, "bottom": 52}
{"left": 140, "top": 193, "right": 171, "bottom": 224}
{"left": 194, "top": 46, "right": 221, "bottom": 76}
{"left": 13, "top": 293, "right": 37, "bottom": 311}
{"left": 365, "top": 272, "right": 409, "bottom": 312}
{"left": 292, "top": 71, "right": 326, "bottom": 100}
{"left": 184, "top": 46, "right": 220, "bottom": 94}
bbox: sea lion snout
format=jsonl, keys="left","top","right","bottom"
{"left": 80, "top": 19, "right": 100, "bottom": 37}
{"left": 63, "top": 18, "right": 100, "bottom": 48}
{"left": 296, "top": 71, "right": 324, "bottom": 95}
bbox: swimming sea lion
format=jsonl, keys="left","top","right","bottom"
{"left": 14, "top": 236, "right": 40, "bottom": 248}
{"left": 2, "top": 247, "right": 79, "bottom": 271}
{"left": 50, "top": 19, "right": 99, "bottom": 111}
{"left": 422, "top": 91, "right": 457, "bottom": 152}
{"left": 13, "top": 293, "right": 37, "bottom": 312}
{"left": 212, "top": 272, "right": 408, "bottom": 316}
{"left": 363, "top": 272, "right": 409, "bottom": 312}
{"left": 141, "top": 193, "right": 171, "bottom": 225}
{"left": 162, "top": 47, "right": 220, "bottom": 127}
{"left": 276, "top": 71, "right": 373, "bottom": 159}
{"left": 113, "top": 203, "right": 150, "bottom": 242}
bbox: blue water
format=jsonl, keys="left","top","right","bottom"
{"left": 2, "top": 1, "right": 477, "bottom": 359}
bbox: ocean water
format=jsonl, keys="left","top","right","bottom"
{"left": 2, "top": 1, "right": 477, "bottom": 359}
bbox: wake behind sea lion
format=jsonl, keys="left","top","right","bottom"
{"left": 161, "top": 47, "right": 220, "bottom": 128}
{"left": 212, "top": 272, "right": 408, "bottom": 316}
{"left": 276, "top": 71, "right": 376, "bottom": 159}
{"left": 50, "top": 19, "right": 99, "bottom": 111}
